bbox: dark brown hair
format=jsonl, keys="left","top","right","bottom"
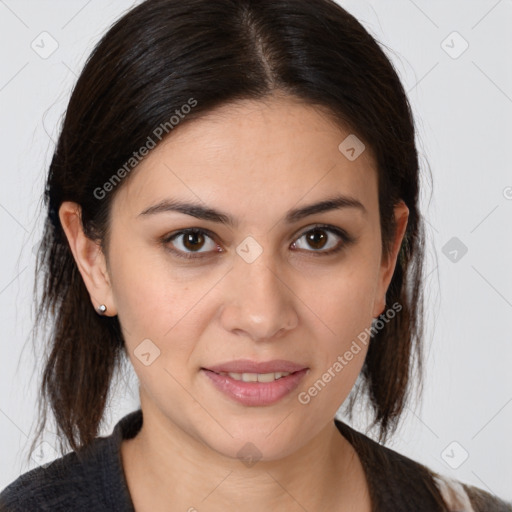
{"left": 31, "top": 0, "right": 429, "bottom": 466}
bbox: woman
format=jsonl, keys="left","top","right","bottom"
{"left": 0, "top": 0, "right": 510, "bottom": 510}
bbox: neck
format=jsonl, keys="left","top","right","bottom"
{"left": 120, "top": 403, "right": 371, "bottom": 512}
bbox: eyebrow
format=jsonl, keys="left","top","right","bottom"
{"left": 138, "top": 194, "right": 367, "bottom": 227}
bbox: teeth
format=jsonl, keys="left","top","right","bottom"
{"left": 219, "top": 371, "right": 291, "bottom": 382}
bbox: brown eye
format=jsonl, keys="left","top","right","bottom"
{"left": 305, "top": 228, "right": 328, "bottom": 250}
{"left": 291, "top": 225, "right": 353, "bottom": 255}
{"left": 164, "top": 228, "right": 218, "bottom": 258}
{"left": 182, "top": 231, "right": 206, "bottom": 251}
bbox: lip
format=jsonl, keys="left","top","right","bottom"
{"left": 203, "top": 359, "right": 308, "bottom": 374}
{"left": 201, "top": 361, "right": 309, "bottom": 407}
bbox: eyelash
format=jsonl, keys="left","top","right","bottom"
{"left": 161, "top": 224, "right": 356, "bottom": 261}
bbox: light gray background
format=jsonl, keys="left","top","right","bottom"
{"left": 1, "top": 0, "right": 511, "bottom": 501}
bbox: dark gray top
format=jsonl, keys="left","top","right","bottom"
{"left": 0, "top": 409, "right": 510, "bottom": 511}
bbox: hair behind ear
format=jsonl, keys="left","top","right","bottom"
{"left": 29, "top": 224, "right": 125, "bottom": 459}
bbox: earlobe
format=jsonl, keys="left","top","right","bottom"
{"left": 58, "top": 201, "right": 117, "bottom": 316}
{"left": 372, "top": 200, "right": 409, "bottom": 318}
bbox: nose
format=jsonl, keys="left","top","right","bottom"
{"left": 219, "top": 248, "right": 299, "bottom": 342}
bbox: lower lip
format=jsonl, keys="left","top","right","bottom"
{"left": 201, "top": 368, "right": 309, "bottom": 406}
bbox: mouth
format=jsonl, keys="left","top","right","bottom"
{"left": 203, "top": 358, "right": 308, "bottom": 375}
{"left": 200, "top": 361, "right": 309, "bottom": 406}
{"left": 205, "top": 370, "right": 296, "bottom": 383}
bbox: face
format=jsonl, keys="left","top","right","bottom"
{"left": 64, "top": 94, "right": 408, "bottom": 461}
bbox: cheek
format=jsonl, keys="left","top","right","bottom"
{"left": 108, "top": 243, "right": 193, "bottom": 355}
{"left": 110, "top": 260, "right": 166, "bottom": 338}
{"left": 109, "top": 236, "right": 189, "bottom": 326}
{"left": 305, "top": 263, "right": 378, "bottom": 340}
{"left": 298, "top": 263, "right": 378, "bottom": 400}
{"left": 110, "top": 259, "right": 202, "bottom": 406}
{"left": 109, "top": 244, "right": 229, "bottom": 389}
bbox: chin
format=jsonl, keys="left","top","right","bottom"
{"left": 194, "top": 418, "right": 307, "bottom": 464}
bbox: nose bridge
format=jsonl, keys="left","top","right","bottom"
{"left": 241, "top": 249, "right": 280, "bottom": 299}
{"left": 239, "top": 241, "right": 283, "bottom": 303}
{"left": 222, "top": 238, "right": 298, "bottom": 339}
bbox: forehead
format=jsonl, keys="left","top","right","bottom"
{"left": 113, "top": 95, "right": 378, "bottom": 222}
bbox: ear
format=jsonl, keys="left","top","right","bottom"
{"left": 372, "top": 200, "right": 409, "bottom": 318}
{"left": 59, "top": 201, "right": 117, "bottom": 316}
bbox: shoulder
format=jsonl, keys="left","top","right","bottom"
{"left": 0, "top": 410, "right": 141, "bottom": 512}
{"left": 0, "top": 437, "right": 113, "bottom": 512}
{"left": 434, "top": 474, "right": 512, "bottom": 512}
{"left": 334, "top": 418, "right": 512, "bottom": 512}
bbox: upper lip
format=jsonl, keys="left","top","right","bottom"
{"left": 203, "top": 359, "right": 308, "bottom": 374}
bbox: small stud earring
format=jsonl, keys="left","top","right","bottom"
{"left": 97, "top": 304, "right": 107, "bottom": 315}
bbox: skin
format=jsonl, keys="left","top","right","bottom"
{"left": 60, "top": 93, "right": 408, "bottom": 511}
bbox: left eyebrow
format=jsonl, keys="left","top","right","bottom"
{"left": 285, "top": 195, "right": 367, "bottom": 223}
{"left": 138, "top": 194, "right": 367, "bottom": 228}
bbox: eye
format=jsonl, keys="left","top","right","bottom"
{"left": 291, "top": 224, "right": 354, "bottom": 256}
{"left": 162, "top": 224, "right": 355, "bottom": 260}
{"left": 163, "top": 228, "right": 220, "bottom": 259}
